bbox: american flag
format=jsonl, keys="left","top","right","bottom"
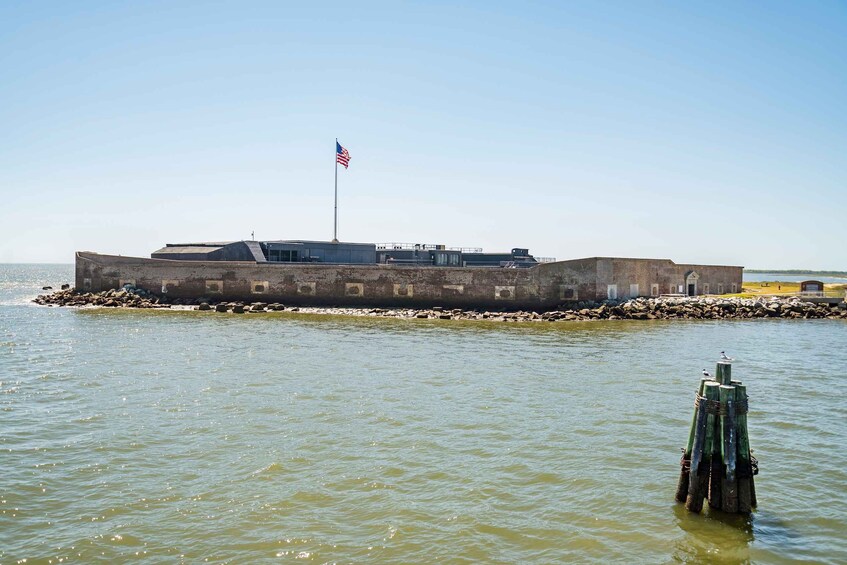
{"left": 336, "top": 142, "right": 350, "bottom": 169}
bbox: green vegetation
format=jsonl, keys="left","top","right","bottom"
{"left": 727, "top": 281, "right": 847, "bottom": 300}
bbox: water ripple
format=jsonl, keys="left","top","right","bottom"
{"left": 1, "top": 266, "right": 846, "bottom": 562}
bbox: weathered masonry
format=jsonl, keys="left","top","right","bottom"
{"left": 76, "top": 252, "right": 743, "bottom": 310}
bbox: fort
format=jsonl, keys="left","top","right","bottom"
{"left": 75, "top": 238, "right": 743, "bottom": 310}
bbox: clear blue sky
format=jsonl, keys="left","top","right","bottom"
{"left": 1, "top": 1, "right": 844, "bottom": 269}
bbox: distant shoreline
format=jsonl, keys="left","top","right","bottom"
{"left": 745, "top": 269, "right": 847, "bottom": 276}
{"left": 2, "top": 262, "right": 844, "bottom": 276}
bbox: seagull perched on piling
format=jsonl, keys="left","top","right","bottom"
{"left": 720, "top": 351, "right": 734, "bottom": 361}
{"left": 702, "top": 369, "right": 711, "bottom": 378}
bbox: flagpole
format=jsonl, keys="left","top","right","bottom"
{"left": 333, "top": 138, "right": 338, "bottom": 243}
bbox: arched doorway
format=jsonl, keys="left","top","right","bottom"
{"left": 685, "top": 271, "right": 699, "bottom": 296}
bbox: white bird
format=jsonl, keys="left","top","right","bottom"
{"left": 720, "top": 351, "right": 734, "bottom": 361}
{"left": 702, "top": 369, "right": 711, "bottom": 378}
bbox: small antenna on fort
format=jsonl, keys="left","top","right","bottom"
{"left": 251, "top": 230, "right": 255, "bottom": 241}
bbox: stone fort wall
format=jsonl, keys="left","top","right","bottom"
{"left": 76, "top": 252, "right": 743, "bottom": 310}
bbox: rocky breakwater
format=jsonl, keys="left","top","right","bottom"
{"left": 34, "top": 285, "right": 170, "bottom": 309}
{"left": 535, "top": 296, "right": 847, "bottom": 322}
{"left": 295, "top": 296, "right": 847, "bottom": 322}
{"left": 33, "top": 289, "right": 847, "bottom": 322}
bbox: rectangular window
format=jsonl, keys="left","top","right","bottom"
{"left": 277, "top": 250, "right": 299, "bottom": 262}
{"left": 651, "top": 283, "right": 659, "bottom": 297}
{"left": 718, "top": 283, "right": 724, "bottom": 294}
{"left": 449, "top": 254, "right": 460, "bottom": 265}
{"left": 703, "top": 283, "right": 710, "bottom": 294}
{"left": 560, "top": 285, "right": 577, "bottom": 300}
{"left": 629, "top": 283, "right": 639, "bottom": 298}
{"left": 251, "top": 280, "right": 269, "bottom": 294}
{"left": 607, "top": 284, "right": 617, "bottom": 300}
{"left": 731, "top": 283, "right": 737, "bottom": 293}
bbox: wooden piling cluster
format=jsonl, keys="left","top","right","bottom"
{"left": 675, "top": 361, "right": 758, "bottom": 514}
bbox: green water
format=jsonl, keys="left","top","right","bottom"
{"left": 2, "top": 265, "right": 846, "bottom": 563}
